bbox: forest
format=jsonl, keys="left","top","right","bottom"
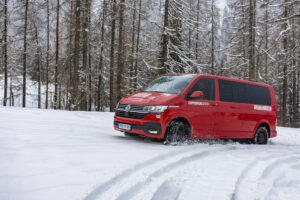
{"left": 0, "top": 0, "right": 299, "bottom": 127}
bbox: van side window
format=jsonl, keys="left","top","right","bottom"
{"left": 233, "top": 82, "right": 247, "bottom": 103}
{"left": 247, "top": 84, "right": 271, "bottom": 105}
{"left": 219, "top": 80, "right": 234, "bottom": 102}
{"left": 187, "top": 78, "right": 215, "bottom": 100}
{"left": 219, "top": 80, "right": 271, "bottom": 105}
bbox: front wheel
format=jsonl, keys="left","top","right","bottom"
{"left": 165, "top": 120, "right": 190, "bottom": 144}
{"left": 253, "top": 126, "right": 269, "bottom": 144}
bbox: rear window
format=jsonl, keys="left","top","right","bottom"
{"left": 219, "top": 80, "right": 271, "bottom": 105}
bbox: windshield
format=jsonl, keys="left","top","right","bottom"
{"left": 142, "top": 75, "right": 195, "bottom": 94}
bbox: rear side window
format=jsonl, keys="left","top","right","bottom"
{"left": 187, "top": 78, "right": 215, "bottom": 100}
{"left": 247, "top": 84, "right": 271, "bottom": 105}
{"left": 219, "top": 80, "right": 271, "bottom": 105}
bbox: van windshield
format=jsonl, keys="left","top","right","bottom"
{"left": 142, "top": 75, "right": 195, "bottom": 94}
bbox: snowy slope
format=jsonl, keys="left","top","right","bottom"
{"left": 0, "top": 107, "right": 299, "bottom": 200}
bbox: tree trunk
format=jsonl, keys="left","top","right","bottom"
{"left": 297, "top": 69, "right": 300, "bottom": 127}
{"left": 9, "top": 77, "right": 14, "bottom": 106}
{"left": 54, "top": 0, "right": 60, "bottom": 109}
{"left": 34, "top": 24, "right": 41, "bottom": 109}
{"left": 248, "top": 0, "right": 255, "bottom": 81}
{"left": 73, "top": 0, "right": 81, "bottom": 109}
{"left": 81, "top": 0, "right": 89, "bottom": 110}
{"left": 45, "top": 0, "right": 50, "bottom": 109}
{"left": 159, "top": 0, "right": 169, "bottom": 75}
{"left": 264, "top": 0, "right": 268, "bottom": 77}
{"left": 188, "top": 0, "right": 192, "bottom": 55}
{"left": 195, "top": 0, "right": 200, "bottom": 72}
{"left": 88, "top": 0, "right": 92, "bottom": 111}
{"left": 109, "top": 0, "right": 117, "bottom": 111}
{"left": 134, "top": 0, "right": 142, "bottom": 90}
{"left": 116, "top": 0, "right": 125, "bottom": 102}
{"left": 293, "top": 68, "right": 296, "bottom": 127}
{"left": 58, "top": 84, "right": 62, "bottom": 109}
{"left": 211, "top": 0, "right": 215, "bottom": 75}
{"left": 3, "top": 0, "right": 8, "bottom": 106}
{"left": 291, "top": 7, "right": 297, "bottom": 127}
{"left": 253, "top": 0, "right": 257, "bottom": 80}
{"left": 130, "top": 0, "right": 136, "bottom": 92}
{"left": 242, "top": 0, "right": 247, "bottom": 79}
{"left": 22, "top": 0, "right": 29, "bottom": 108}
{"left": 97, "top": 0, "right": 107, "bottom": 111}
{"left": 281, "top": 0, "right": 288, "bottom": 126}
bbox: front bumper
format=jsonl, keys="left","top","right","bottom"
{"left": 114, "top": 121, "right": 162, "bottom": 135}
{"left": 114, "top": 114, "right": 165, "bottom": 138}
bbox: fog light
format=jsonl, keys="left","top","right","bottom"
{"left": 149, "top": 130, "right": 158, "bottom": 134}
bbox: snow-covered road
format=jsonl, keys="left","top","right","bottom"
{"left": 0, "top": 108, "right": 299, "bottom": 200}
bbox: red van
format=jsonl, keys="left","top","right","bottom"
{"left": 114, "top": 74, "right": 277, "bottom": 144}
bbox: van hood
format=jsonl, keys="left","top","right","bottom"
{"left": 120, "top": 92, "right": 178, "bottom": 105}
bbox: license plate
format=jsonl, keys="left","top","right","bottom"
{"left": 118, "top": 123, "right": 131, "bottom": 131}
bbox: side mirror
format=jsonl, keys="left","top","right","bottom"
{"left": 190, "top": 91, "right": 204, "bottom": 98}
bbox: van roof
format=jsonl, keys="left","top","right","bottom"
{"left": 165, "top": 73, "right": 273, "bottom": 88}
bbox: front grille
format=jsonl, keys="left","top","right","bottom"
{"left": 116, "top": 110, "right": 148, "bottom": 119}
{"left": 116, "top": 103, "right": 148, "bottom": 119}
{"left": 118, "top": 103, "right": 145, "bottom": 112}
{"left": 117, "top": 103, "right": 127, "bottom": 110}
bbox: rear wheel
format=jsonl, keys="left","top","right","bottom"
{"left": 253, "top": 126, "right": 269, "bottom": 144}
{"left": 165, "top": 120, "right": 190, "bottom": 144}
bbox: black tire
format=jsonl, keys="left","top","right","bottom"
{"left": 253, "top": 126, "right": 269, "bottom": 144}
{"left": 165, "top": 120, "right": 190, "bottom": 144}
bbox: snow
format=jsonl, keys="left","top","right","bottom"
{"left": 0, "top": 107, "right": 300, "bottom": 200}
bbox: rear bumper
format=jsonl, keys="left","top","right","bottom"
{"left": 114, "top": 115, "right": 165, "bottom": 139}
{"left": 270, "top": 128, "right": 277, "bottom": 138}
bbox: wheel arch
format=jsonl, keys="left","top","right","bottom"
{"left": 164, "top": 117, "right": 191, "bottom": 139}
{"left": 254, "top": 121, "right": 271, "bottom": 138}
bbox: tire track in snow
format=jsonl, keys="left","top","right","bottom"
{"left": 115, "top": 146, "right": 239, "bottom": 200}
{"left": 233, "top": 155, "right": 300, "bottom": 200}
{"left": 150, "top": 180, "right": 182, "bottom": 200}
{"left": 260, "top": 156, "right": 300, "bottom": 179}
{"left": 232, "top": 156, "right": 274, "bottom": 200}
{"left": 83, "top": 144, "right": 211, "bottom": 200}
{"left": 260, "top": 156, "right": 300, "bottom": 200}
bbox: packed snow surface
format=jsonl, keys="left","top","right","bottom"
{"left": 0, "top": 107, "right": 300, "bottom": 200}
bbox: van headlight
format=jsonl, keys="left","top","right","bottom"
{"left": 143, "top": 105, "right": 169, "bottom": 113}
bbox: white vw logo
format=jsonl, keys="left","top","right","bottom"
{"left": 125, "top": 104, "right": 131, "bottom": 112}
